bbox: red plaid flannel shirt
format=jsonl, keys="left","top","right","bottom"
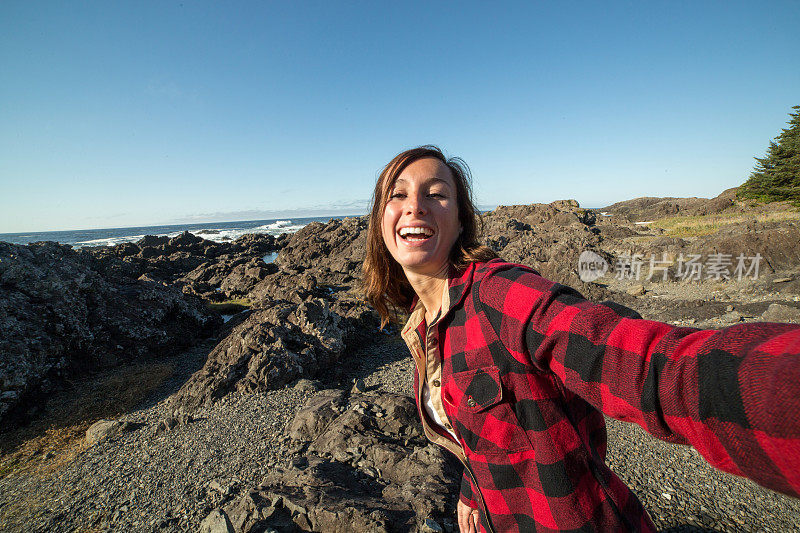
{"left": 402, "top": 259, "right": 800, "bottom": 532}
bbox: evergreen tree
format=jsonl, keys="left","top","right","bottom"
{"left": 737, "top": 105, "right": 800, "bottom": 206}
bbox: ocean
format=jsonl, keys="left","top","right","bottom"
{"left": 0, "top": 215, "right": 360, "bottom": 249}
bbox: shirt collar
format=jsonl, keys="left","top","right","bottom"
{"left": 401, "top": 262, "right": 478, "bottom": 338}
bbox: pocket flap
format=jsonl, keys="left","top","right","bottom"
{"left": 450, "top": 365, "right": 503, "bottom": 413}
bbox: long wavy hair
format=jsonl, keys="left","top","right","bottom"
{"left": 362, "top": 145, "right": 497, "bottom": 326}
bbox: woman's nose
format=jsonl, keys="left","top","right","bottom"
{"left": 404, "top": 193, "right": 426, "bottom": 215}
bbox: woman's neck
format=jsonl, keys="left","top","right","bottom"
{"left": 404, "top": 263, "right": 449, "bottom": 324}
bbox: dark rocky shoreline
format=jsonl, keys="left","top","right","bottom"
{"left": 2, "top": 191, "right": 800, "bottom": 531}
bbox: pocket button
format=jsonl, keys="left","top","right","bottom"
{"left": 432, "top": 379, "right": 440, "bottom": 387}
{"left": 467, "top": 397, "right": 477, "bottom": 408}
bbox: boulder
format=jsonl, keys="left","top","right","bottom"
{"left": 85, "top": 419, "right": 123, "bottom": 445}
{"left": 627, "top": 284, "right": 647, "bottom": 296}
{"left": 199, "top": 509, "right": 235, "bottom": 533}
{"left": 223, "top": 394, "right": 460, "bottom": 532}
{"left": 169, "top": 300, "right": 347, "bottom": 410}
{"left": 137, "top": 235, "right": 169, "bottom": 248}
{"left": 274, "top": 216, "right": 367, "bottom": 282}
{"left": 480, "top": 203, "right": 620, "bottom": 302}
{"left": 761, "top": 303, "right": 800, "bottom": 324}
{"left": 288, "top": 389, "right": 346, "bottom": 442}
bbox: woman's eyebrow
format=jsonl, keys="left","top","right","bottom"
{"left": 393, "top": 177, "right": 452, "bottom": 187}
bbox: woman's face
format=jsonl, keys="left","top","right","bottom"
{"left": 381, "top": 157, "right": 461, "bottom": 278}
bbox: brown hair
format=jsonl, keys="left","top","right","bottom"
{"left": 362, "top": 145, "right": 497, "bottom": 326}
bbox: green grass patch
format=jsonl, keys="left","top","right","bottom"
{"left": 206, "top": 298, "right": 252, "bottom": 314}
{"left": 649, "top": 210, "right": 800, "bottom": 237}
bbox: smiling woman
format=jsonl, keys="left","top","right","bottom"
{"left": 363, "top": 146, "right": 496, "bottom": 325}
{"left": 381, "top": 159, "right": 462, "bottom": 287}
{"left": 362, "top": 146, "right": 800, "bottom": 533}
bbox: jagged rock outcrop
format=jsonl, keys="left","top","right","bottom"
{"left": 481, "top": 200, "right": 617, "bottom": 301}
{"left": 600, "top": 196, "right": 711, "bottom": 222}
{"left": 274, "top": 216, "right": 367, "bottom": 284}
{"left": 181, "top": 258, "right": 279, "bottom": 300}
{"left": 599, "top": 188, "right": 741, "bottom": 223}
{"left": 166, "top": 216, "right": 383, "bottom": 411}
{"left": 690, "top": 221, "right": 800, "bottom": 273}
{"left": 169, "top": 299, "right": 348, "bottom": 410}
{"left": 598, "top": 187, "right": 789, "bottom": 223}
{"left": 89, "top": 231, "right": 283, "bottom": 291}
{"left": 213, "top": 393, "right": 460, "bottom": 532}
{"left": 594, "top": 219, "right": 800, "bottom": 277}
{"left": 487, "top": 198, "right": 800, "bottom": 291}
{"left": 0, "top": 241, "right": 220, "bottom": 428}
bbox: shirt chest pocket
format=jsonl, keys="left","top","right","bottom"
{"left": 443, "top": 365, "right": 531, "bottom": 456}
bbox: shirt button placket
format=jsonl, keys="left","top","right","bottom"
{"left": 427, "top": 333, "right": 439, "bottom": 379}
{"left": 429, "top": 336, "right": 438, "bottom": 349}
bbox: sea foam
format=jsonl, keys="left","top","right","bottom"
{"left": 72, "top": 222, "right": 305, "bottom": 248}
{"left": 1, "top": 214, "right": 346, "bottom": 248}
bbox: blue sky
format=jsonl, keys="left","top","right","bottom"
{"left": 1, "top": 1, "right": 799, "bottom": 233}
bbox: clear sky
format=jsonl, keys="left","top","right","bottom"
{"left": 1, "top": 1, "right": 799, "bottom": 233}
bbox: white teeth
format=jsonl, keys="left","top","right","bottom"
{"left": 399, "top": 227, "right": 433, "bottom": 238}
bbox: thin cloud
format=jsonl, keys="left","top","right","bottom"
{"left": 80, "top": 212, "right": 131, "bottom": 221}
{"left": 309, "top": 198, "right": 370, "bottom": 211}
{"left": 168, "top": 200, "right": 370, "bottom": 224}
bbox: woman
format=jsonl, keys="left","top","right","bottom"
{"left": 362, "top": 146, "right": 800, "bottom": 532}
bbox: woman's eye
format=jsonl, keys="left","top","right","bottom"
{"left": 428, "top": 192, "right": 445, "bottom": 198}
{"left": 389, "top": 192, "right": 405, "bottom": 199}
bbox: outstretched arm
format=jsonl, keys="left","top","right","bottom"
{"left": 479, "top": 264, "right": 800, "bottom": 497}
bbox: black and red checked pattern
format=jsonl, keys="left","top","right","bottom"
{"left": 408, "top": 259, "right": 800, "bottom": 532}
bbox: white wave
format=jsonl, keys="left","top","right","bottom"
{"left": 253, "top": 220, "right": 293, "bottom": 231}
{"left": 74, "top": 234, "right": 150, "bottom": 248}
{"left": 72, "top": 219, "right": 306, "bottom": 248}
{"left": 190, "top": 223, "right": 304, "bottom": 243}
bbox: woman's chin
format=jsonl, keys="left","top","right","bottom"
{"left": 398, "top": 256, "right": 449, "bottom": 277}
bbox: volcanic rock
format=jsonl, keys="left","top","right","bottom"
{"left": 0, "top": 241, "right": 220, "bottom": 428}
{"left": 221, "top": 393, "right": 460, "bottom": 532}
{"left": 88, "top": 232, "right": 281, "bottom": 291}
{"left": 274, "top": 216, "right": 367, "bottom": 283}
{"left": 480, "top": 200, "right": 620, "bottom": 302}
{"left": 169, "top": 299, "right": 347, "bottom": 410}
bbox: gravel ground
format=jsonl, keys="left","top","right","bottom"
{"left": 1, "top": 331, "right": 798, "bottom": 532}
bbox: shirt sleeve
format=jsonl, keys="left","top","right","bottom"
{"left": 459, "top": 469, "right": 478, "bottom": 508}
{"left": 478, "top": 264, "right": 800, "bottom": 498}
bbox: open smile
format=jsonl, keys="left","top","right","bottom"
{"left": 397, "top": 225, "right": 435, "bottom": 243}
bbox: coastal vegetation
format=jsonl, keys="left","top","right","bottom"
{"left": 738, "top": 105, "right": 800, "bottom": 206}
{"left": 650, "top": 208, "right": 800, "bottom": 237}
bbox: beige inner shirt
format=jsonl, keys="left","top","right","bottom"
{"left": 401, "top": 281, "right": 465, "bottom": 461}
